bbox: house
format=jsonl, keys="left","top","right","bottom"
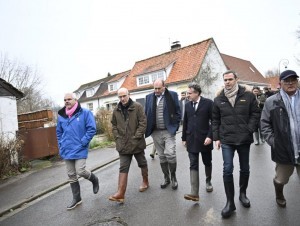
{"left": 76, "top": 38, "right": 270, "bottom": 113}
{"left": 265, "top": 76, "right": 280, "bottom": 91}
{"left": 76, "top": 38, "right": 226, "bottom": 111}
{"left": 0, "top": 78, "right": 24, "bottom": 139}
{"left": 221, "top": 54, "right": 269, "bottom": 89}
{"left": 73, "top": 70, "right": 130, "bottom": 114}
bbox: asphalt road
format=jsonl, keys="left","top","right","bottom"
{"left": 1, "top": 133, "right": 300, "bottom": 226}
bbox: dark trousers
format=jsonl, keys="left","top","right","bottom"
{"left": 119, "top": 151, "right": 147, "bottom": 173}
{"left": 188, "top": 151, "right": 212, "bottom": 171}
{"left": 221, "top": 144, "right": 250, "bottom": 182}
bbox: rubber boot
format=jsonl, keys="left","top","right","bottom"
{"left": 160, "top": 162, "right": 170, "bottom": 189}
{"left": 150, "top": 145, "right": 156, "bottom": 159}
{"left": 273, "top": 179, "right": 286, "bottom": 207}
{"left": 239, "top": 175, "right": 251, "bottom": 208}
{"left": 67, "top": 181, "right": 82, "bottom": 210}
{"left": 139, "top": 166, "right": 149, "bottom": 192}
{"left": 254, "top": 132, "right": 259, "bottom": 145}
{"left": 221, "top": 180, "right": 236, "bottom": 218}
{"left": 184, "top": 170, "right": 199, "bottom": 201}
{"left": 88, "top": 173, "right": 99, "bottom": 194}
{"left": 108, "top": 173, "right": 128, "bottom": 203}
{"left": 205, "top": 166, "right": 213, "bottom": 192}
{"left": 169, "top": 162, "right": 178, "bottom": 190}
{"left": 260, "top": 130, "right": 265, "bottom": 143}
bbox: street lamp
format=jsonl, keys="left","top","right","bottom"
{"left": 278, "top": 59, "right": 289, "bottom": 75}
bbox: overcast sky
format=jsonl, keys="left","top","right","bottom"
{"left": 0, "top": 0, "right": 299, "bottom": 106}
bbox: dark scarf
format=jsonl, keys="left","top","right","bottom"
{"left": 119, "top": 98, "right": 133, "bottom": 121}
{"left": 152, "top": 88, "right": 177, "bottom": 129}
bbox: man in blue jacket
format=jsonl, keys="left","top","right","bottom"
{"left": 56, "top": 93, "right": 98, "bottom": 210}
{"left": 145, "top": 79, "right": 181, "bottom": 190}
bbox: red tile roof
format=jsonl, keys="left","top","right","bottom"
{"left": 221, "top": 54, "right": 267, "bottom": 84}
{"left": 121, "top": 38, "right": 213, "bottom": 92}
{"left": 265, "top": 76, "right": 280, "bottom": 90}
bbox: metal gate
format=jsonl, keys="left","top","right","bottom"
{"left": 18, "top": 127, "right": 59, "bottom": 160}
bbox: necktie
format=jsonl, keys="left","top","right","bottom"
{"left": 193, "top": 102, "right": 197, "bottom": 111}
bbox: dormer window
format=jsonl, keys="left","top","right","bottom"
{"left": 137, "top": 70, "right": 165, "bottom": 86}
{"left": 109, "top": 82, "right": 118, "bottom": 92}
{"left": 86, "top": 89, "right": 94, "bottom": 97}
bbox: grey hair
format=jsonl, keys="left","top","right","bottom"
{"left": 188, "top": 82, "right": 202, "bottom": 95}
{"left": 65, "top": 93, "right": 77, "bottom": 100}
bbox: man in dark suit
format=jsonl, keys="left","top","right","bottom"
{"left": 182, "top": 83, "right": 214, "bottom": 202}
{"left": 145, "top": 79, "right": 181, "bottom": 190}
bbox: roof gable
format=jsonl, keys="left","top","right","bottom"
{"left": 221, "top": 54, "right": 267, "bottom": 84}
{"left": 121, "top": 38, "right": 213, "bottom": 91}
{"left": 0, "top": 78, "right": 24, "bottom": 99}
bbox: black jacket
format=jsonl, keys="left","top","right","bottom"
{"left": 182, "top": 97, "right": 213, "bottom": 153}
{"left": 212, "top": 86, "right": 260, "bottom": 145}
{"left": 260, "top": 92, "right": 295, "bottom": 164}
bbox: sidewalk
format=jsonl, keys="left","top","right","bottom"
{"left": 0, "top": 136, "right": 155, "bottom": 217}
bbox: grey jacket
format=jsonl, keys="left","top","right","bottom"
{"left": 261, "top": 92, "right": 295, "bottom": 164}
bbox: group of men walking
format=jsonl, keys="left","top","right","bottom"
{"left": 56, "top": 69, "right": 299, "bottom": 219}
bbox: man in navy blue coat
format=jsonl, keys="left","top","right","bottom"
{"left": 145, "top": 79, "right": 181, "bottom": 190}
{"left": 182, "top": 83, "right": 213, "bottom": 202}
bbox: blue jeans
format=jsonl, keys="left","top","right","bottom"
{"left": 221, "top": 144, "right": 250, "bottom": 182}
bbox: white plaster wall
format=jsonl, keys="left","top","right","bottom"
{"left": 0, "top": 96, "right": 18, "bottom": 139}
{"left": 198, "top": 42, "right": 227, "bottom": 100}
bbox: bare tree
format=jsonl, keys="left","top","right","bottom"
{"left": 0, "top": 53, "right": 55, "bottom": 113}
{"left": 265, "top": 68, "right": 279, "bottom": 78}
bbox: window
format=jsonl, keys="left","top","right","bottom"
{"left": 86, "top": 89, "right": 94, "bottom": 97}
{"left": 151, "top": 71, "right": 164, "bottom": 82}
{"left": 87, "top": 103, "right": 93, "bottom": 111}
{"left": 137, "top": 70, "right": 165, "bottom": 86}
{"left": 109, "top": 83, "right": 117, "bottom": 92}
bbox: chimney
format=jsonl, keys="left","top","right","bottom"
{"left": 170, "top": 41, "right": 181, "bottom": 51}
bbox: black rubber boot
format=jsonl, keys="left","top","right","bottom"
{"left": 160, "top": 162, "right": 170, "bottom": 189}
{"left": 169, "top": 162, "right": 178, "bottom": 190}
{"left": 88, "top": 173, "right": 99, "bottom": 194}
{"left": 67, "top": 181, "right": 82, "bottom": 210}
{"left": 273, "top": 179, "right": 286, "bottom": 207}
{"left": 221, "top": 180, "right": 236, "bottom": 218}
{"left": 205, "top": 166, "right": 213, "bottom": 192}
{"left": 239, "top": 175, "right": 250, "bottom": 208}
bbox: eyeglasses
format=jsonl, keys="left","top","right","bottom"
{"left": 282, "top": 79, "right": 298, "bottom": 85}
{"left": 64, "top": 98, "right": 73, "bottom": 101}
{"left": 223, "top": 78, "right": 235, "bottom": 82}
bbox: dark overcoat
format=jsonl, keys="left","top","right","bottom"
{"left": 182, "top": 96, "right": 213, "bottom": 153}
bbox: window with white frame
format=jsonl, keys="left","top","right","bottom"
{"left": 137, "top": 70, "right": 165, "bottom": 86}
{"left": 151, "top": 71, "right": 164, "bottom": 82}
{"left": 86, "top": 89, "right": 94, "bottom": 97}
{"left": 109, "top": 82, "right": 117, "bottom": 92}
{"left": 87, "top": 103, "right": 93, "bottom": 111}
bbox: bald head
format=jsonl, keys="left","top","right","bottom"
{"left": 153, "top": 79, "right": 165, "bottom": 96}
{"left": 118, "top": 87, "right": 130, "bottom": 105}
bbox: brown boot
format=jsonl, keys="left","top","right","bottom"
{"left": 109, "top": 173, "right": 128, "bottom": 203}
{"left": 273, "top": 179, "right": 286, "bottom": 207}
{"left": 139, "top": 167, "right": 149, "bottom": 192}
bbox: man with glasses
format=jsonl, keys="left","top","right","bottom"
{"left": 261, "top": 70, "right": 300, "bottom": 208}
{"left": 56, "top": 93, "right": 99, "bottom": 210}
{"left": 212, "top": 70, "right": 260, "bottom": 218}
{"left": 182, "top": 83, "right": 213, "bottom": 202}
{"left": 109, "top": 88, "right": 148, "bottom": 203}
{"left": 145, "top": 79, "right": 181, "bottom": 190}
